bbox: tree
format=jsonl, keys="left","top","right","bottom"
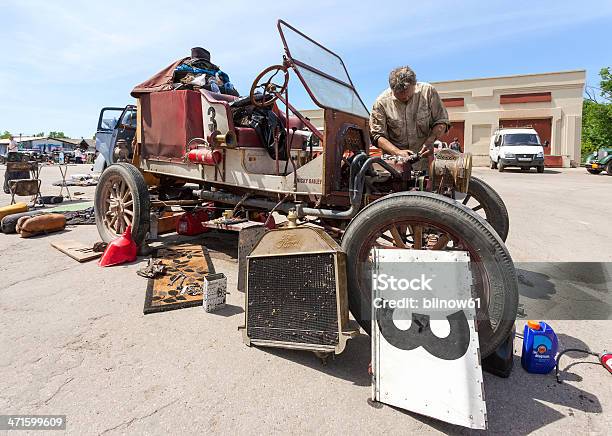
{"left": 35, "top": 132, "right": 45, "bottom": 137}
{"left": 0, "top": 131, "right": 11, "bottom": 139}
{"left": 582, "top": 67, "right": 612, "bottom": 160}
{"left": 599, "top": 67, "right": 612, "bottom": 102}
{"left": 48, "top": 131, "right": 67, "bottom": 139}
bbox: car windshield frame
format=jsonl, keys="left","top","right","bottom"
{"left": 277, "top": 20, "right": 369, "bottom": 119}
{"left": 502, "top": 133, "right": 541, "bottom": 146}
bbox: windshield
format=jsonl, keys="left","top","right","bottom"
{"left": 278, "top": 20, "right": 369, "bottom": 118}
{"left": 503, "top": 133, "right": 540, "bottom": 146}
{"left": 98, "top": 108, "right": 123, "bottom": 132}
{"left": 120, "top": 108, "right": 137, "bottom": 129}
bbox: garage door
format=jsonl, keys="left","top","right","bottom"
{"left": 499, "top": 118, "right": 552, "bottom": 155}
{"left": 440, "top": 121, "right": 465, "bottom": 151}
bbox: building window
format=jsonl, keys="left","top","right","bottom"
{"left": 442, "top": 98, "right": 464, "bottom": 107}
{"left": 500, "top": 92, "right": 551, "bottom": 104}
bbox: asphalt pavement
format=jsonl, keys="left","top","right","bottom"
{"left": 0, "top": 164, "right": 610, "bottom": 435}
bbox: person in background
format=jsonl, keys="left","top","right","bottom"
{"left": 369, "top": 66, "right": 450, "bottom": 167}
{"left": 449, "top": 137, "right": 461, "bottom": 152}
{"left": 74, "top": 148, "right": 83, "bottom": 164}
{"left": 7, "top": 136, "right": 18, "bottom": 153}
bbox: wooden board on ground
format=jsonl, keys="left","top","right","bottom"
{"left": 51, "top": 240, "right": 102, "bottom": 262}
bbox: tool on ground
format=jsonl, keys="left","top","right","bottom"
{"left": 99, "top": 225, "right": 138, "bottom": 267}
{"left": 137, "top": 258, "right": 166, "bottom": 278}
{"left": 92, "top": 241, "right": 108, "bottom": 252}
{"left": 555, "top": 349, "right": 612, "bottom": 383}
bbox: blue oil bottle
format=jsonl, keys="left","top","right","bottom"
{"left": 521, "top": 321, "right": 558, "bottom": 374}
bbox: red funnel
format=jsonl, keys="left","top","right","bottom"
{"left": 99, "top": 225, "right": 138, "bottom": 267}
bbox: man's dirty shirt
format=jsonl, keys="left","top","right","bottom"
{"left": 369, "top": 82, "right": 450, "bottom": 153}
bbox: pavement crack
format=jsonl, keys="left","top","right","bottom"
{"left": 99, "top": 398, "right": 179, "bottom": 435}
{"left": 2, "top": 265, "right": 77, "bottom": 290}
{"left": 42, "top": 377, "right": 75, "bottom": 406}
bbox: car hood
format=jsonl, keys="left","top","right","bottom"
{"left": 502, "top": 145, "right": 543, "bottom": 154}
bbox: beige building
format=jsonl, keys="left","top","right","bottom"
{"left": 302, "top": 70, "right": 585, "bottom": 167}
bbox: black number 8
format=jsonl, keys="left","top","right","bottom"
{"left": 377, "top": 307, "right": 470, "bottom": 360}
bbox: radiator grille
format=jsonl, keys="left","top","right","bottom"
{"left": 247, "top": 253, "right": 339, "bottom": 346}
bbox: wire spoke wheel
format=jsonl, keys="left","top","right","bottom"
{"left": 342, "top": 192, "right": 518, "bottom": 357}
{"left": 94, "top": 163, "right": 150, "bottom": 245}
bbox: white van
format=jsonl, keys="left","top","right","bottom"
{"left": 489, "top": 128, "right": 545, "bottom": 173}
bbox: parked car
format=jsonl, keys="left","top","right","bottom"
{"left": 585, "top": 147, "right": 612, "bottom": 175}
{"left": 489, "top": 128, "right": 545, "bottom": 173}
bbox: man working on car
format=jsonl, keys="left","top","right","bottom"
{"left": 369, "top": 66, "right": 450, "bottom": 164}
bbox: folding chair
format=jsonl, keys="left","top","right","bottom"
{"left": 6, "top": 161, "right": 42, "bottom": 205}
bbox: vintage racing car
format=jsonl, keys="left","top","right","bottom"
{"left": 94, "top": 20, "right": 517, "bottom": 357}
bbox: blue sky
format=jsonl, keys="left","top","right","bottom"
{"left": 1, "top": 0, "right": 610, "bottom": 138}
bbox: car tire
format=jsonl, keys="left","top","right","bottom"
{"left": 490, "top": 158, "right": 497, "bottom": 169}
{"left": 537, "top": 166, "right": 545, "bottom": 173}
{"left": 606, "top": 162, "right": 612, "bottom": 175}
{"left": 341, "top": 192, "right": 518, "bottom": 358}
{"left": 498, "top": 162, "right": 505, "bottom": 172}
{"left": 461, "top": 177, "right": 510, "bottom": 241}
{"left": 94, "top": 163, "right": 150, "bottom": 245}
{"left": 587, "top": 169, "right": 602, "bottom": 175}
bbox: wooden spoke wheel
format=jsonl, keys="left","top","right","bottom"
{"left": 341, "top": 191, "right": 518, "bottom": 357}
{"left": 94, "top": 163, "right": 150, "bottom": 245}
{"left": 455, "top": 176, "right": 509, "bottom": 241}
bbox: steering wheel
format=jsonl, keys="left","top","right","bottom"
{"left": 249, "top": 65, "right": 289, "bottom": 108}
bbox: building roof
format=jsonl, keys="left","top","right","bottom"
{"left": 0, "top": 136, "right": 93, "bottom": 146}
{"left": 431, "top": 69, "right": 586, "bottom": 86}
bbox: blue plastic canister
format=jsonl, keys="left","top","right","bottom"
{"left": 521, "top": 321, "right": 558, "bottom": 374}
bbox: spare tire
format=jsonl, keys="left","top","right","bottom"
{"left": 341, "top": 191, "right": 518, "bottom": 357}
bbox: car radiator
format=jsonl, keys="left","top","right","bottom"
{"left": 242, "top": 227, "right": 357, "bottom": 354}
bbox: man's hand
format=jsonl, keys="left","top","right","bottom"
{"left": 418, "top": 143, "right": 435, "bottom": 159}
{"left": 395, "top": 149, "right": 415, "bottom": 159}
{"left": 376, "top": 137, "right": 414, "bottom": 158}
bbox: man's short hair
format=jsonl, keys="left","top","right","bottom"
{"left": 389, "top": 66, "right": 417, "bottom": 92}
